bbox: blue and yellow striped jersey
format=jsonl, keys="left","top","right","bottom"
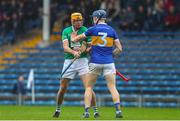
{"left": 84, "top": 23, "right": 119, "bottom": 64}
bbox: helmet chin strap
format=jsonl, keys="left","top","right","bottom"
{"left": 95, "top": 14, "right": 103, "bottom": 25}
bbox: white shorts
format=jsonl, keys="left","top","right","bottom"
{"left": 89, "top": 63, "right": 116, "bottom": 76}
{"left": 61, "top": 58, "right": 89, "bottom": 79}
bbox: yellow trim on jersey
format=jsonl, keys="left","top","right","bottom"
{"left": 91, "top": 36, "right": 114, "bottom": 47}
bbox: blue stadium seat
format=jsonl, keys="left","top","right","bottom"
{"left": 0, "top": 34, "right": 180, "bottom": 107}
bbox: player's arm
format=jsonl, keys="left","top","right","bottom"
{"left": 85, "top": 42, "right": 92, "bottom": 53}
{"left": 80, "top": 41, "right": 87, "bottom": 52}
{"left": 62, "top": 29, "right": 81, "bottom": 58}
{"left": 113, "top": 39, "right": 122, "bottom": 55}
{"left": 63, "top": 39, "right": 74, "bottom": 54}
{"left": 63, "top": 40, "right": 80, "bottom": 58}
{"left": 112, "top": 30, "right": 122, "bottom": 55}
{"left": 79, "top": 41, "right": 91, "bottom": 53}
{"left": 62, "top": 30, "right": 76, "bottom": 55}
{"left": 72, "top": 27, "right": 93, "bottom": 43}
{"left": 85, "top": 35, "right": 92, "bottom": 53}
{"left": 71, "top": 33, "right": 86, "bottom": 42}
{"left": 82, "top": 35, "right": 92, "bottom": 53}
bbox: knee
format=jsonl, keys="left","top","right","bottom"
{"left": 59, "top": 79, "right": 69, "bottom": 93}
{"left": 60, "top": 85, "right": 68, "bottom": 93}
{"left": 86, "top": 86, "right": 93, "bottom": 92}
{"left": 108, "top": 86, "right": 116, "bottom": 92}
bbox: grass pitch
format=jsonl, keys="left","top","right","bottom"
{"left": 0, "top": 105, "right": 179, "bottom": 120}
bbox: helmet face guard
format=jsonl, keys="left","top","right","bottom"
{"left": 71, "top": 12, "right": 83, "bottom": 30}
{"left": 90, "top": 15, "right": 94, "bottom": 25}
{"left": 91, "top": 10, "right": 107, "bottom": 25}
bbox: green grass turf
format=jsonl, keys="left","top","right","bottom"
{"left": 0, "top": 105, "right": 179, "bottom": 120}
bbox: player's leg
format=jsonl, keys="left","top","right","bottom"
{"left": 80, "top": 74, "right": 99, "bottom": 118}
{"left": 56, "top": 78, "right": 70, "bottom": 110}
{"left": 53, "top": 78, "right": 70, "bottom": 117}
{"left": 53, "top": 59, "right": 76, "bottom": 118}
{"left": 83, "top": 73, "right": 97, "bottom": 118}
{"left": 82, "top": 63, "right": 100, "bottom": 118}
{"left": 91, "top": 91, "right": 99, "bottom": 118}
{"left": 105, "top": 74, "right": 123, "bottom": 118}
{"left": 78, "top": 58, "right": 99, "bottom": 118}
{"left": 103, "top": 64, "right": 123, "bottom": 118}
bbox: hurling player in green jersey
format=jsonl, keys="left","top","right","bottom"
{"left": 53, "top": 12, "right": 99, "bottom": 118}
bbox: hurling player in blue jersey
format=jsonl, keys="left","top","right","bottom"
{"left": 71, "top": 10, "right": 123, "bottom": 118}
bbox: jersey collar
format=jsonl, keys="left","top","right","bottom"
{"left": 97, "top": 22, "right": 107, "bottom": 25}
{"left": 72, "top": 26, "right": 80, "bottom": 32}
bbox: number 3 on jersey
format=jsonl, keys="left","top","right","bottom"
{"left": 98, "top": 32, "right": 107, "bottom": 47}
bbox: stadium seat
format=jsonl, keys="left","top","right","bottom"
{"left": 0, "top": 34, "right": 180, "bottom": 107}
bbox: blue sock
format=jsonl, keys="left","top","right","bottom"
{"left": 114, "top": 102, "right": 120, "bottom": 111}
{"left": 85, "top": 107, "right": 90, "bottom": 113}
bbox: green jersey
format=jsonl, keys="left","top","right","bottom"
{"left": 62, "top": 26, "right": 91, "bottom": 59}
